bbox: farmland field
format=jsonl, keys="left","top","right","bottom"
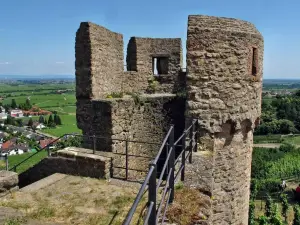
{"left": 0, "top": 82, "right": 81, "bottom": 136}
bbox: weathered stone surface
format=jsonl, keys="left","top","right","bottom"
{"left": 186, "top": 15, "right": 263, "bottom": 225}
{"left": 0, "top": 171, "right": 19, "bottom": 196}
{"left": 78, "top": 94, "right": 185, "bottom": 180}
{"left": 76, "top": 22, "right": 124, "bottom": 99}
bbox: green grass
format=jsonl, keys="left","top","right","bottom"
{"left": 7, "top": 151, "right": 48, "bottom": 173}
{"left": 0, "top": 83, "right": 74, "bottom": 93}
{"left": 1, "top": 94, "right": 76, "bottom": 109}
{"left": 42, "top": 114, "right": 81, "bottom": 137}
{"left": 254, "top": 134, "right": 283, "bottom": 144}
{"left": 283, "top": 136, "right": 300, "bottom": 145}
{"left": 254, "top": 134, "right": 300, "bottom": 145}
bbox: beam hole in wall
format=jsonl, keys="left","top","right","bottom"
{"left": 152, "top": 57, "right": 169, "bottom": 76}
{"left": 251, "top": 47, "right": 258, "bottom": 76}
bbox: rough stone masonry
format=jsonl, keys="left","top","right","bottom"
{"left": 75, "top": 15, "right": 263, "bottom": 224}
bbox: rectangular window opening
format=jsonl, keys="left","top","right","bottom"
{"left": 152, "top": 57, "right": 169, "bottom": 75}
{"left": 252, "top": 48, "right": 258, "bottom": 76}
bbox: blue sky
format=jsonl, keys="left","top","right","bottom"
{"left": 0, "top": 0, "right": 299, "bottom": 79}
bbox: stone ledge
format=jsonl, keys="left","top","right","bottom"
{"left": 0, "top": 171, "right": 19, "bottom": 197}
{"left": 55, "top": 147, "right": 113, "bottom": 162}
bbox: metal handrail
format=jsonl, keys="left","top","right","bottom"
{"left": 153, "top": 126, "right": 174, "bottom": 164}
{"left": 122, "top": 119, "right": 198, "bottom": 225}
{"left": 123, "top": 165, "right": 155, "bottom": 225}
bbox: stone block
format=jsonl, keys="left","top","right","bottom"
{"left": 0, "top": 170, "right": 19, "bottom": 196}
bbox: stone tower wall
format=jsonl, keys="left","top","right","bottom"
{"left": 126, "top": 37, "right": 184, "bottom": 93}
{"left": 186, "top": 15, "right": 263, "bottom": 224}
{"left": 75, "top": 22, "right": 124, "bottom": 99}
{"left": 75, "top": 15, "right": 264, "bottom": 224}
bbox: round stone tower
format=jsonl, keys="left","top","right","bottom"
{"left": 185, "top": 15, "right": 263, "bottom": 224}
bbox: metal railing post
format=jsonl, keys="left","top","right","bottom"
{"left": 125, "top": 140, "right": 128, "bottom": 180}
{"left": 5, "top": 154, "right": 9, "bottom": 171}
{"left": 148, "top": 163, "right": 157, "bottom": 225}
{"left": 194, "top": 119, "right": 198, "bottom": 152}
{"left": 168, "top": 126, "right": 175, "bottom": 203}
{"left": 93, "top": 135, "right": 96, "bottom": 154}
{"left": 181, "top": 131, "right": 186, "bottom": 181}
{"left": 189, "top": 121, "right": 193, "bottom": 163}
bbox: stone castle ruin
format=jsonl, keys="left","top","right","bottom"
{"left": 76, "top": 15, "right": 263, "bottom": 225}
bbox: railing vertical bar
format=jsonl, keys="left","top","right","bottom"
{"left": 47, "top": 147, "right": 50, "bottom": 157}
{"left": 168, "top": 126, "right": 175, "bottom": 203}
{"left": 125, "top": 140, "right": 129, "bottom": 180}
{"left": 194, "top": 119, "right": 198, "bottom": 152}
{"left": 160, "top": 189, "right": 172, "bottom": 225}
{"left": 189, "top": 120, "right": 193, "bottom": 164}
{"left": 5, "top": 154, "right": 8, "bottom": 171}
{"left": 143, "top": 201, "right": 154, "bottom": 225}
{"left": 93, "top": 135, "right": 96, "bottom": 154}
{"left": 181, "top": 131, "right": 186, "bottom": 181}
{"left": 148, "top": 163, "right": 157, "bottom": 225}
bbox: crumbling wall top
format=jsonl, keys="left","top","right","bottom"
{"left": 188, "top": 15, "right": 263, "bottom": 36}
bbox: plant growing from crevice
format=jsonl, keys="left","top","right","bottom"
{"left": 147, "top": 77, "right": 159, "bottom": 93}
{"left": 106, "top": 92, "right": 124, "bottom": 99}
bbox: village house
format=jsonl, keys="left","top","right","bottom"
{"left": 0, "top": 112, "right": 7, "bottom": 120}
{"left": 10, "top": 109, "right": 23, "bottom": 118}
{"left": 39, "top": 138, "right": 56, "bottom": 150}
{"left": 32, "top": 122, "right": 46, "bottom": 130}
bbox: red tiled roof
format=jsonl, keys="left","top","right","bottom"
{"left": 39, "top": 139, "right": 56, "bottom": 149}
{"left": 1, "top": 140, "right": 14, "bottom": 150}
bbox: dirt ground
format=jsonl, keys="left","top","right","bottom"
{"left": 0, "top": 174, "right": 145, "bottom": 225}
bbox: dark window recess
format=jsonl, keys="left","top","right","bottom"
{"left": 152, "top": 57, "right": 169, "bottom": 75}
{"left": 252, "top": 48, "right": 258, "bottom": 76}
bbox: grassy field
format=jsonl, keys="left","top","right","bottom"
{"left": 2, "top": 93, "right": 76, "bottom": 109}
{"left": 254, "top": 134, "right": 300, "bottom": 145}
{"left": 0, "top": 83, "right": 74, "bottom": 93}
{"left": 43, "top": 115, "right": 81, "bottom": 137}
{"left": 0, "top": 151, "right": 48, "bottom": 173}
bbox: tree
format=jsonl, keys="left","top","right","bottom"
{"left": 25, "top": 98, "right": 31, "bottom": 108}
{"left": 16, "top": 119, "right": 23, "bottom": 127}
{"left": 250, "top": 180, "right": 259, "bottom": 200}
{"left": 294, "top": 205, "right": 300, "bottom": 225}
{"left": 48, "top": 115, "right": 54, "bottom": 125}
{"left": 54, "top": 114, "right": 58, "bottom": 125}
{"left": 11, "top": 99, "right": 17, "bottom": 109}
{"left": 56, "top": 115, "right": 62, "bottom": 125}
{"left": 28, "top": 118, "right": 33, "bottom": 127}
{"left": 265, "top": 195, "right": 273, "bottom": 217}
{"left": 39, "top": 115, "right": 45, "bottom": 124}
{"left": 5, "top": 116, "right": 15, "bottom": 125}
{"left": 280, "top": 193, "right": 289, "bottom": 221}
{"left": 248, "top": 201, "right": 255, "bottom": 225}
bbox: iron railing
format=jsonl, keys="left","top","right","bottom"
{"left": 123, "top": 119, "right": 198, "bottom": 225}
{"left": 7, "top": 133, "right": 161, "bottom": 180}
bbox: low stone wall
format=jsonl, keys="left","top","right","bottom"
{"left": 0, "top": 171, "right": 19, "bottom": 197}
{"left": 19, "top": 147, "right": 112, "bottom": 188}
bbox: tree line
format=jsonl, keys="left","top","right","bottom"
{"left": 255, "top": 90, "right": 300, "bottom": 135}
{"left": 5, "top": 114, "right": 62, "bottom": 128}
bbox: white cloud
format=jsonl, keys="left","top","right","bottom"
{"left": 0, "top": 62, "right": 12, "bottom": 65}
{"left": 55, "top": 61, "right": 65, "bottom": 64}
